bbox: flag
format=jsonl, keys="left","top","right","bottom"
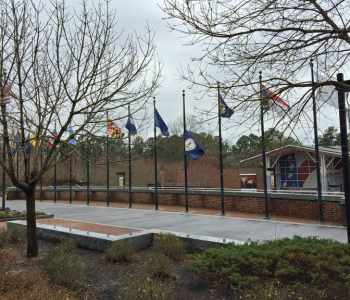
{"left": 29, "top": 134, "right": 40, "bottom": 148}
{"left": 316, "top": 75, "right": 349, "bottom": 109}
{"left": 48, "top": 130, "right": 58, "bottom": 148}
{"left": 1, "top": 82, "right": 12, "bottom": 105}
{"left": 14, "top": 131, "right": 20, "bottom": 145}
{"left": 8, "top": 131, "right": 17, "bottom": 156}
{"left": 125, "top": 116, "right": 137, "bottom": 135}
{"left": 24, "top": 134, "right": 32, "bottom": 154}
{"left": 261, "top": 84, "right": 290, "bottom": 112}
{"left": 184, "top": 131, "right": 205, "bottom": 160}
{"left": 218, "top": 92, "right": 234, "bottom": 118}
{"left": 107, "top": 119, "right": 123, "bottom": 139}
{"left": 67, "top": 127, "right": 77, "bottom": 145}
{"left": 155, "top": 109, "right": 169, "bottom": 136}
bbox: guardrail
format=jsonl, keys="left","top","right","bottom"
{"left": 6, "top": 185, "right": 344, "bottom": 201}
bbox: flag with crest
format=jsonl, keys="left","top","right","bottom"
{"left": 107, "top": 119, "right": 123, "bottom": 139}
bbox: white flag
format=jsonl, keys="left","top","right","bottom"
{"left": 317, "top": 75, "right": 348, "bottom": 109}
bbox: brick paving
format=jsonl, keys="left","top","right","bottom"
{"left": 37, "top": 218, "right": 140, "bottom": 236}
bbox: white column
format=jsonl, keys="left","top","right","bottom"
{"left": 266, "top": 156, "right": 272, "bottom": 191}
{"left": 320, "top": 154, "right": 327, "bottom": 192}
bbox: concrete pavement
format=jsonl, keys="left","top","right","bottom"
{"left": 7, "top": 200, "right": 348, "bottom": 243}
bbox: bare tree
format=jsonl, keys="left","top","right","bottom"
{"left": 0, "top": 0, "right": 160, "bottom": 257}
{"left": 161, "top": 0, "right": 350, "bottom": 126}
{"left": 170, "top": 114, "right": 201, "bottom": 135}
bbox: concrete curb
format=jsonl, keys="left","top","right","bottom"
{"left": 7, "top": 220, "right": 243, "bottom": 252}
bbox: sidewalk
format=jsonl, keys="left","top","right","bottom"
{"left": 52, "top": 199, "right": 327, "bottom": 226}
{"left": 7, "top": 200, "right": 347, "bottom": 243}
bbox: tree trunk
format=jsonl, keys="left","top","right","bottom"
{"left": 25, "top": 187, "right": 38, "bottom": 257}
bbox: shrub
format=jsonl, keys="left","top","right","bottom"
{"left": 123, "top": 276, "right": 174, "bottom": 300}
{"left": 105, "top": 240, "right": 135, "bottom": 263}
{"left": 190, "top": 237, "right": 350, "bottom": 290}
{"left": 42, "top": 239, "right": 86, "bottom": 289}
{"left": 0, "top": 227, "right": 24, "bottom": 248}
{"left": 153, "top": 233, "right": 185, "bottom": 261}
{"left": 145, "top": 253, "right": 174, "bottom": 280}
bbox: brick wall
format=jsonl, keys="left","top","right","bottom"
{"left": 36, "top": 156, "right": 254, "bottom": 188}
{"left": 8, "top": 190, "right": 345, "bottom": 225}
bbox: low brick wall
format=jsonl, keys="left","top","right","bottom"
{"left": 7, "top": 189, "right": 346, "bottom": 225}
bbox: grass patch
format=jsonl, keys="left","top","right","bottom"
{"left": 0, "top": 209, "right": 48, "bottom": 219}
{"left": 190, "top": 236, "right": 350, "bottom": 293}
{"left": 153, "top": 233, "right": 185, "bottom": 261}
{"left": 0, "top": 269, "right": 78, "bottom": 300}
{"left": 105, "top": 240, "right": 135, "bottom": 263}
{"left": 122, "top": 276, "right": 174, "bottom": 300}
{"left": 42, "top": 239, "right": 87, "bottom": 289}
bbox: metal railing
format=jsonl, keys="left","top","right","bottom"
{"left": 6, "top": 185, "right": 344, "bottom": 201}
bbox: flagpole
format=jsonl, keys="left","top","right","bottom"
{"left": 86, "top": 136, "right": 90, "bottom": 206}
{"left": 69, "top": 156, "right": 72, "bottom": 204}
{"left": 182, "top": 90, "right": 189, "bottom": 212}
{"left": 310, "top": 59, "right": 324, "bottom": 223}
{"left": 337, "top": 73, "right": 350, "bottom": 243}
{"left": 54, "top": 158, "right": 57, "bottom": 203}
{"left": 106, "top": 111, "right": 110, "bottom": 207}
{"left": 128, "top": 104, "right": 133, "bottom": 208}
{"left": 1, "top": 88, "right": 6, "bottom": 210}
{"left": 40, "top": 148, "right": 43, "bottom": 202}
{"left": 153, "top": 96, "right": 159, "bottom": 210}
{"left": 217, "top": 83, "right": 225, "bottom": 216}
{"left": 2, "top": 133, "right": 6, "bottom": 210}
{"left": 259, "top": 72, "right": 270, "bottom": 219}
{"left": 16, "top": 145, "right": 19, "bottom": 178}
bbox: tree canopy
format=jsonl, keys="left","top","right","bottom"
{"left": 162, "top": 0, "right": 349, "bottom": 128}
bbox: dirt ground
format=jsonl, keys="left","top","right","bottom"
{"left": 0, "top": 222, "right": 6, "bottom": 231}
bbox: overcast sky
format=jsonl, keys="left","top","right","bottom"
{"left": 78, "top": 0, "right": 340, "bottom": 145}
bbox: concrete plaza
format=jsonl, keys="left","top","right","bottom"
{"left": 7, "top": 200, "right": 348, "bottom": 243}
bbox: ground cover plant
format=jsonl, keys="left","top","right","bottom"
{"left": 153, "top": 233, "right": 186, "bottom": 261}
{"left": 190, "top": 236, "right": 350, "bottom": 299}
{"left": 42, "top": 239, "right": 87, "bottom": 289}
{"left": 1, "top": 232, "right": 350, "bottom": 299}
{"left": 105, "top": 240, "right": 135, "bottom": 263}
{"left": 0, "top": 209, "right": 49, "bottom": 220}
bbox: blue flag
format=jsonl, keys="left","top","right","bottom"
{"left": 24, "top": 134, "right": 32, "bottom": 155}
{"left": 125, "top": 116, "right": 137, "bottom": 135}
{"left": 9, "top": 131, "right": 20, "bottom": 156}
{"left": 184, "top": 131, "right": 205, "bottom": 160}
{"left": 155, "top": 109, "right": 169, "bottom": 136}
{"left": 67, "top": 127, "right": 77, "bottom": 145}
{"left": 219, "top": 92, "right": 234, "bottom": 118}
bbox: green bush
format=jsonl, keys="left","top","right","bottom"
{"left": 105, "top": 240, "right": 135, "bottom": 263}
{"left": 190, "top": 237, "right": 350, "bottom": 290}
{"left": 145, "top": 253, "right": 174, "bottom": 280}
{"left": 153, "top": 233, "right": 185, "bottom": 261}
{"left": 123, "top": 276, "right": 174, "bottom": 300}
{"left": 42, "top": 239, "right": 86, "bottom": 289}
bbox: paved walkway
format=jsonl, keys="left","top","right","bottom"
{"left": 7, "top": 200, "right": 348, "bottom": 243}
